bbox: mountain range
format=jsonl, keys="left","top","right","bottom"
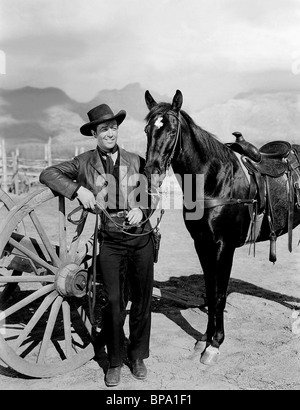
{"left": 194, "top": 89, "right": 300, "bottom": 147}
{"left": 0, "top": 83, "right": 170, "bottom": 156}
{"left": 0, "top": 82, "right": 299, "bottom": 157}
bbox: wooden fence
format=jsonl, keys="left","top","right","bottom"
{"left": 0, "top": 137, "right": 86, "bottom": 195}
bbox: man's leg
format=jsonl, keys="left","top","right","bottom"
{"left": 98, "top": 237, "right": 127, "bottom": 367}
{"left": 127, "top": 236, "right": 154, "bottom": 361}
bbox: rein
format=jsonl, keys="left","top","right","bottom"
{"left": 67, "top": 191, "right": 164, "bottom": 237}
{"left": 95, "top": 200, "right": 164, "bottom": 237}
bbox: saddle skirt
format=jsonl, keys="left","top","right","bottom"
{"left": 242, "top": 141, "right": 300, "bottom": 207}
{"left": 228, "top": 135, "right": 300, "bottom": 261}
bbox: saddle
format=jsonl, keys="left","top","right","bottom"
{"left": 227, "top": 132, "right": 300, "bottom": 262}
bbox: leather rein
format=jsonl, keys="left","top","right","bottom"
{"left": 67, "top": 194, "right": 164, "bottom": 237}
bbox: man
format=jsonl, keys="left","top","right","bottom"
{"left": 39, "top": 104, "right": 154, "bottom": 387}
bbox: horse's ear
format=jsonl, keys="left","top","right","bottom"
{"left": 145, "top": 90, "right": 157, "bottom": 110}
{"left": 171, "top": 90, "right": 183, "bottom": 112}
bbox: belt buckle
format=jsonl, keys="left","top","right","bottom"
{"left": 117, "top": 210, "right": 128, "bottom": 218}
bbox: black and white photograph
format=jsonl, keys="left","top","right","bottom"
{"left": 0, "top": 0, "right": 300, "bottom": 393}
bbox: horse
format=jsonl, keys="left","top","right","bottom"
{"left": 143, "top": 89, "right": 300, "bottom": 364}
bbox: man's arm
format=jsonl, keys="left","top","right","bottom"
{"left": 40, "top": 158, "right": 97, "bottom": 209}
{"left": 39, "top": 159, "right": 81, "bottom": 200}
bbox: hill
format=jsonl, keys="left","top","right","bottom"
{"left": 0, "top": 83, "right": 168, "bottom": 155}
{"left": 193, "top": 89, "right": 300, "bottom": 147}
{"left": 0, "top": 85, "right": 300, "bottom": 157}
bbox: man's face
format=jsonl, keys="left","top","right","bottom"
{"left": 93, "top": 119, "right": 118, "bottom": 152}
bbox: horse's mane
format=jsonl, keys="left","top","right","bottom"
{"left": 145, "top": 103, "right": 232, "bottom": 162}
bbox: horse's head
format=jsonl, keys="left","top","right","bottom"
{"left": 144, "top": 89, "right": 183, "bottom": 190}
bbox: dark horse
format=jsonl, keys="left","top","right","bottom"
{"left": 143, "top": 89, "right": 300, "bottom": 364}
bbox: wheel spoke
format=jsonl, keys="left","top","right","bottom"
{"left": 10, "top": 231, "right": 57, "bottom": 270}
{"left": 62, "top": 301, "right": 72, "bottom": 359}
{"left": 76, "top": 304, "right": 93, "bottom": 336}
{"left": 37, "top": 295, "right": 63, "bottom": 364}
{"left": 73, "top": 236, "right": 94, "bottom": 266}
{"left": 0, "top": 275, "right": 55, "bottom": 283}
{"left": 13, "top": 291, "right": 58, "bottom": 350}
{"left": 0, "top": 270, "right": 22, "bottom": 306}
{"left": 0, "top": 284, "right": 55, "bottom": 322}
{"left": 8, "top": 237, "right": 58, "bottom": 275}
{"left": 29, "top": 210, "right": 61, "bottom": 267}
{"left": 58, "top": 197, "right": 67, "bottom": 263}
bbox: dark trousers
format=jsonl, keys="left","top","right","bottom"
{"left": 98, "top": 227, "right": 154, "bottom": 367}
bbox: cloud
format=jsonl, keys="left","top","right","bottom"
{"left": 1, "top": 0, "right": 300, "bottom": 108}
{"left": 221, "top": 0, "right": 300, "bottom": 26}
{"left": 1, "top": 0, "right": 121, "bottom": 39}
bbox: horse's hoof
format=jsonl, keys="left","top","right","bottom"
{"left": 200, "top": 345, "right": 220, "bottom": 365}
{"left": 194, "top": 340, "right": 207, "bottom": 354}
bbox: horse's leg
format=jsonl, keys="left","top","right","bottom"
{"left": 194, "top": 238, "right": 235, "bottom": 365}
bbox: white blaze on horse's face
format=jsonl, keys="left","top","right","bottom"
{"left": 154, "top": 116, "right": 164, "bottom": 129}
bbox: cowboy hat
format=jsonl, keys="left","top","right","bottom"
{"left": 80, "top": 104, "right": 126, "bottom": 136}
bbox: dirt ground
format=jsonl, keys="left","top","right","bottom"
{"left": 0, "top": 191, "right": 299, "bottom": 390}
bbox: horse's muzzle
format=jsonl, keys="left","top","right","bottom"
{"left": 144, "top": 166, "right": 165, "bottom": 189}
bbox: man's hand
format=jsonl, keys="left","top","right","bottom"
{"left": 76, "top": 186, "right": 96, "bottom": 210}
{"left": 127, "top": 208, "right": 143, "bottom": 225}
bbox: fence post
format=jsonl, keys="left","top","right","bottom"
{"left": 44, "top": 143, "right": 48, "bottom": 161}
{"left": 47, "top": 137, "right": 52, "bottom": 166}
{"left": 12, "top": 150, "right": 19, "bottom": 195}
{"left": 1, "top": 138, "right": 8, "bottom": 192}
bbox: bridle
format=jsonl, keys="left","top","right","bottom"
{"left": 145, "top": 110, "right": 182, "bottom": 174}
{"left": 165, "top": 111, "right": 182, "bottom": 170}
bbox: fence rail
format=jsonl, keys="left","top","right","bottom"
{"left": 0, "top": 137, "right": 85, "bottom": 194}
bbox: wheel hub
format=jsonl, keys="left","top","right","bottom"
{"left": 55, "top": 263, "right": 88, "bottom": 298}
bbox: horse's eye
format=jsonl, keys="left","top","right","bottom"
{"left": 167, "top": 129, "right": 176, "bottom": 138}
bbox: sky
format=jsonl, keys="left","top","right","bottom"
{"left": 1, "top": 0, "right": 300, "bottom": 110}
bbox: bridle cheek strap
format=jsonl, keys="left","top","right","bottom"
{"left": 166, "top": 111, "right": 182, "bottom": 170}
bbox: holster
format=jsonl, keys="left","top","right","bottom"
{"left": 152, "top": 228, "right": 161, "bottom": 263}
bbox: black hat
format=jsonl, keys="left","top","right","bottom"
{"left": 80, "top": 104, "right": 126, "bottom": 136}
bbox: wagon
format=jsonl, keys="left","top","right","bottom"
{"left": 0, "top": 187, "right": 97, "bottom": 378}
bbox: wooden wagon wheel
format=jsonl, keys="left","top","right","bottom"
{"left": 0, "top": 188, "right": 25, "bottom": 305}
{"left": 0, "top": 188, "right": 16, "bottom": 211}
{"left": 0, "top": 187, "right": 96, "bottom": 378}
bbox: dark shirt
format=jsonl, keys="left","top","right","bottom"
{"left": 97, "top": 146, "right": 123, "bottom": 212}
